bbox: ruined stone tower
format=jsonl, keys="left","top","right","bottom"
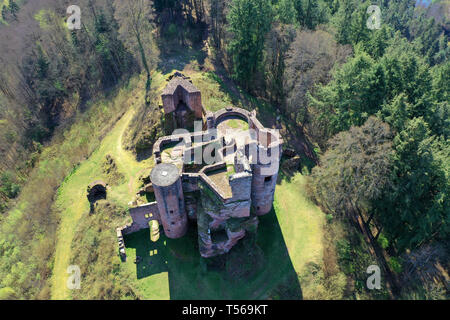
{"left": 250, "top": 129, "right": 282, "bottom": 215}
{"left": 161, "top": 73, "right": 204, "bottom": 130}
{"left": 116, "top": 73, "right": 284, "bottom": 260}
{"left": 250, "top": 162, "right": 279, "bottom": 215}
{"left": 150, "top": 163, "right": 188, "bottom": 238}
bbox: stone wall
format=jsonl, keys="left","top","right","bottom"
{"left": 229, "top": 172, "right": 252, "bottom": 203}
{"left": 182, "top": 138, "right": 224, "bottom": 165}
{"left": 234, "top": 149, "right": 251, "bottom": 173}
{"left": 196, "top": 187, "right": 257, "bottom": 257}
{"left": 116, "top": 202, "right": 161, "bottom": 263}
{"left": 181, "top": 173, "right": 200, "bottom": 192}
{"left": 153, "top": 134, "right": 190, "bottom": 164}
{"left": 118, "top": 98, "right": 284, "bottom": 259}
{"left": 196, "top": 154, "right": 253, "bottom": 257}
{"left": 116, "top": 227, "right": 126, "bottom": 261}
{"left": 129, "top": 202, "right": 161, "bottom": 230}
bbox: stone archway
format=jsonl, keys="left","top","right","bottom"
{"left": 86, "top": 180, "right": 107, "bottom": 212}
{"left": 214, "top": 108, "right": 250, "bottom": 128}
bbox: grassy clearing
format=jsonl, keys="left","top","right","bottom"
{"left": 123, "top": 219, "right": 299, "bottom": 299}
{"left": 0, "top": 75, "right": 145, "bottom": 299}
{"left": 274, "top": 173, "right": 325, "bottom": 277}
{"left": 121, "top": 230, "right": 171, "bottom": 299}
{"left": 225, "top": 119, "right": 249, "bottom": 130}
{"left": 189, "top": 72, "right": 236, "bottom": 112}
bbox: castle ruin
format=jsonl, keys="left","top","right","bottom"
{"left": 117, "top": 73, "right": 282, "bottom": 260}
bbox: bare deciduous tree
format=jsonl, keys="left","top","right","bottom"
{"left": 114, "top": 0, "right": 159, "bottom": 98}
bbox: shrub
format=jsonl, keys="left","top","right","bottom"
{"left": 388, "top": 257, "right": 403, "bottom": 274}
{"left": 0, "top": 171, "right": 21, "bottom": 199}
{"left": 70, "top": 200, "right": 138, "bottom": 299}
{"left": 377, "top": 233, "right": 389, "bottom": 250}
{"left": 0, "top": 287, "right": 18, "bottom": 300}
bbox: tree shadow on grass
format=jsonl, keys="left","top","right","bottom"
{"left": 124, "top": 211, "right": 302, "bottom": 299}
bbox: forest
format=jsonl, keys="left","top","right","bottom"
{"left": 0, "top": 0, "right": 448, "bottom": 300}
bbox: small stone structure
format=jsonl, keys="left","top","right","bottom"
{"left": 116, "top": 227, "right": 126, "bottom": 261}
{"left": 87, "top": 180, "right": 107, "bottom": 213}
{"left": 117, "top": 73, "right": 283, "bottom": 259}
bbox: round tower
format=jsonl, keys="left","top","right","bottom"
{"left": 150, "top": 163, "right": 187, "bottom": 238}
{"left": 251, "top": 162, "right": 279, "bottom": 215}
{"left": 251, "top": 130, "right": 282, "bottom": 216}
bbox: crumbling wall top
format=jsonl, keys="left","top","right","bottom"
{"left": 162, "top": 76, "right": 200, "bottom": 96}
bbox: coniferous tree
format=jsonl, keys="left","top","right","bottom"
{"left": 277, "top": 0, "right": 296, "bottom": 24}
{"left": 332, "top": 0, "right": 354, "bottom": 44}
{"left": 293, "top": 0, "right": 329, "bottom": 29}
{"left": 8, "top": 0, "right": 19, "bottom": 19}
{"left": 227, "top": 0, "right": 272, "bottom": 89}
{"left": 308, "top": 49, "right": 386, "bottom": 141}
{"left": 1, "top": 5, "right": 8, "bottom": 21}
{"left": 363, "top": 25, "right": 392, "bottom": 59}
{"left": 375, "top": 118, "right": 449, "bottom": 252}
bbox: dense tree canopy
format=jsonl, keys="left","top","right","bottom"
{"left": 306, "top": 0, "right": 449, "bottom": 257}
{"left": 375, "top": 118, "right": 449, "bottom": 252}
{"left": 310, "top": 117, "right": 394, "bottom": 220}
{"left": 227, "top": 0, "right": 272, "bottom": 88}
{"left": 308, "top": 49, "right": 386, "bottom": 144}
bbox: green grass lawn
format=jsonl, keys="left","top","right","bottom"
{"left": 190, "top": 72, "right": 236, "bottom": 112}
{"left": 274, "top": 173, "right": 325, "bottom": 277}
{"left": 121, "top": 172, "right": 325, "bottom": 300}
{"left": 226, "top": 119, "right": 249, "bottom": 130}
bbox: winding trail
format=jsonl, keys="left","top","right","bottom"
{"left": 50, "top": 107, "right": 152, "bottom": 299}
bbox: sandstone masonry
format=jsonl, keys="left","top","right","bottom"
{"left": 117, "top": 73, "right": 282, "bottom": 259}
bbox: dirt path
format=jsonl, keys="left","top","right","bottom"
{"left": 114, "top": 115, "right": 149, "bottom": 195}
{"left": 50, "top": 107, "right": 151, "bottom": 299}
